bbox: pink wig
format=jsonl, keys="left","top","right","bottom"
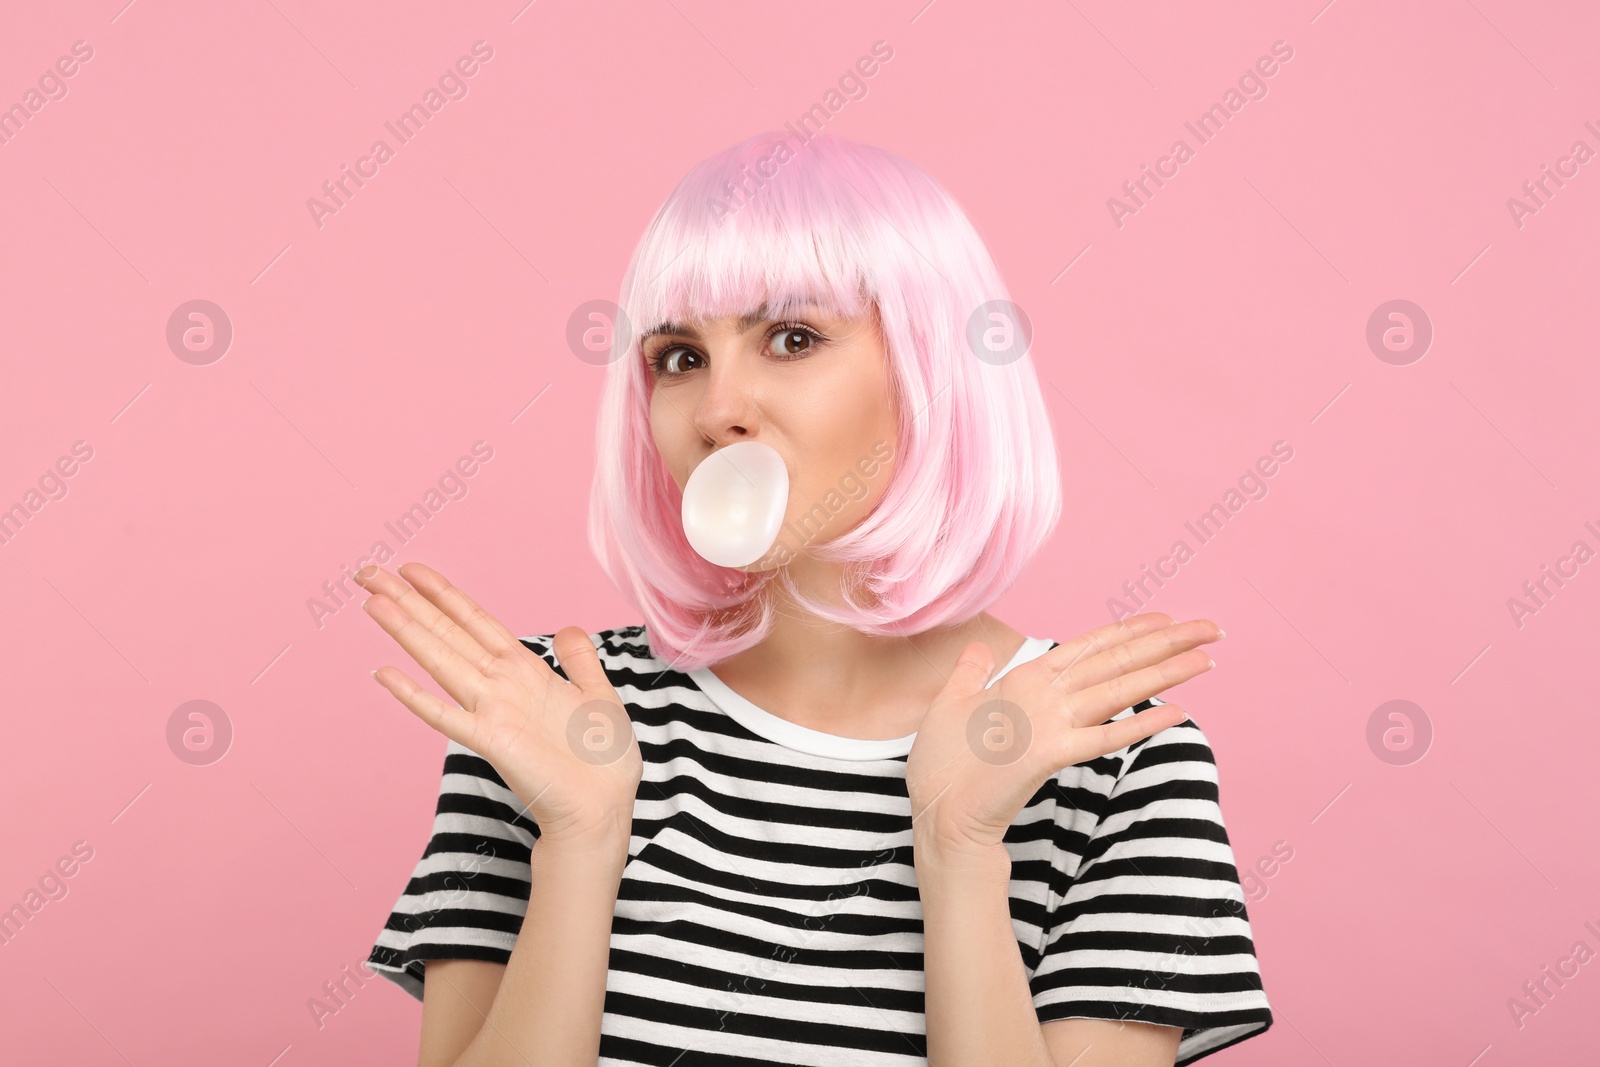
{"left": 587, "top": 130, "right": 1061, "bottom": 671}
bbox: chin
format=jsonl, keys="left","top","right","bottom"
{"left": 732, "top": 543, "right": 799, "bottom": 574}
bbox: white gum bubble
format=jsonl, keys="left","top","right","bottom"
{"left": 681, "top": 440, "right": 790, "bottom": 567}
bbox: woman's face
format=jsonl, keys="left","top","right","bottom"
{"left": 644, "top": 299, "right": 899, "bottom": 573}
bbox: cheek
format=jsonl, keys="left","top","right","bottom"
{"left": 648, "top": 396, "right": 689, "bottom": 491}
{"left": 792, "top": 365, "right": 895, "bottom": 493}
{"left": 811, "top": 370, "right": 892, "bottom": 444}
{"left": 789, "top": 422, "right": 893, "bottom": 523}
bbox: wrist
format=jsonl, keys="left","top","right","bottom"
{"left": 535, "top": 822, "right": 633, "bottom": 860}
{"left": 912, "top": 829, "right": 1012, "bottom": 884}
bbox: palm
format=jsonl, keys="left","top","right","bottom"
{"left": 469, "top": 666, "right": 642, "bottom": 835}
{"left": 906, "top": 614, "right": 1219, "bottom": 854}
{"left": 356, "top": 561, "right": 642, "bottom": 842}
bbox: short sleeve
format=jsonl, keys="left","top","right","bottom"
{"left": 1029, "top": 700, "right": 1273, "bottom": 1064}
{"left": 364, "top": 736, "right": 540, "bottom": 1001}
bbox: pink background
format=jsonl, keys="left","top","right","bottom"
{"left": 3, "top": 0, "right": 1597, "bottom": 1062}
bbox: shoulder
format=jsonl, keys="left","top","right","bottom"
{"left": 1113, "top": 699, "right": 1221, "bottom": 784}
{"left": 1027, "top": 638, "right": 1220, "bottom": 779}
{"left": 515, "top": 625, "right": 665, "bottom": 683}
{"left": 515, "top": 624, "right": 650, "bottom": 662}
{"left": 428, "top": 627, "right": 657, "bottom": 817}
{"left": 1044, "top": 696, "right": 1222, "bottom": 814}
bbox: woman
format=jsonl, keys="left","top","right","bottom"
{"left": 360, "top": 131, "right": 1273, "bottom": 1066}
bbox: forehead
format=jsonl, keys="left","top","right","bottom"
{"left": 641, "top": 294, "right": 861, "bottom": 339}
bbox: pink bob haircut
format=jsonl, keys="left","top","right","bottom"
{"left": 587, "top": 130, "right": 1062, "bottom": 672}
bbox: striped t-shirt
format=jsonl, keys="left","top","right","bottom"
{"left": 367, "top": 625, "right": 1273, "bottom": 1065}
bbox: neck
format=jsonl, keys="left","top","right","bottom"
{"left": 707, "top": 557, "right": 1027, "bottom": 738}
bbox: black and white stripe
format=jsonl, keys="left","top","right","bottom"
{"left": 367, "top": 625, "right": 1272, "bottom": 1065}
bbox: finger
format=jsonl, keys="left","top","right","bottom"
{"left": 372, "top": 664, "right": 479, "bottom": 749}
{"left": 1061, "top": 646, "right": 1214, "bottom": 730}
{"left": 1070, "top": 702, "right": 1191, "bottom": 764}
{"left": 361, "top": 592, "right": 490, "bottom": 710}
{"left": 549, "top": 626, "right": 612, "bottom": 695}
{"left": 355, "top": 564, "right": 497, "bottom": 673}
{"left": 937, "top": 641, "right": 997, "bottom": 703}
{"left": 1053, "top": 618, "right": 1225, "bottom": 694}
{"left": 1038, "top": 614, "right": 1174, "bottom": 677}
{"left": 394, "top": 562, "right": 531, "bottom": 662}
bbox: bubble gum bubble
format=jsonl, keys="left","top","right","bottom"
{"left": 681, "top": 440, "right": 789, "bottom": 567}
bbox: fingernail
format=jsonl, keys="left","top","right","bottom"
{"left": 1206, "top": 658, "right": 1215, "bottom": 669}
{"left": 1217, "top": 628, "right": 1226, "bottom": 639}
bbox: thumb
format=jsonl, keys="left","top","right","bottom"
{"left": 941, "top": 641, "right": 997, "bottom": 702}
{"left": 550, "top": 626, "right": 608, "bottom": 692}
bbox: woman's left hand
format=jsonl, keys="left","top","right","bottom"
{"left": 904, "top": 612, "right": 1222, "bottom": 862}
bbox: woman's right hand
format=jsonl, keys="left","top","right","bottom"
{"left": 354, "top": 561, "right": 642, "bottom": 846}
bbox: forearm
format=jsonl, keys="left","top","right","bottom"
{"left": 914, "top": 834, "right": 1055, "bottom": 1067}
{"left": 454, "top": 829, "right": 630, "bottom": 1067}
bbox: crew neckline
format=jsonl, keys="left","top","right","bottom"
{"left": 686, "top": 636, "right": 1057, "bottom": 761}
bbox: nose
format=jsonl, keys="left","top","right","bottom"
{"left": 691, "top": 347, "right": 760, "bottom": 447}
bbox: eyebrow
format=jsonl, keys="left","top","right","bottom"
{"left": 641, "top": 301, "right": 824, "bottom": 342}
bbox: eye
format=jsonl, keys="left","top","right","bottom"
{"left": 647, "top": 344, "right": 703, "bottom": 377}
{"left": 767, "top": 323, "right": 823, "bottom": 359}
{"left": 645, "top": 321, "right": 828, "bottom": 379}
